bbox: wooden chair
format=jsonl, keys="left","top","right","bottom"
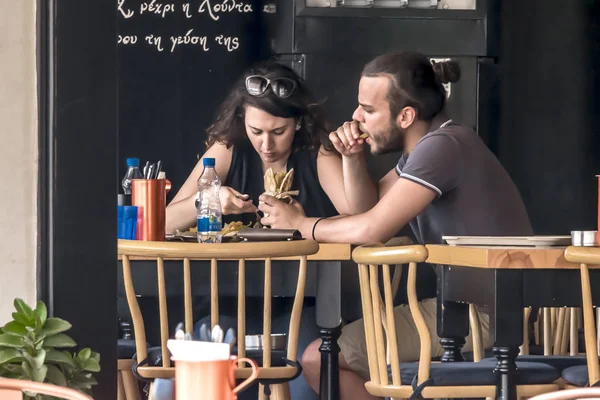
{"left": 530, "top": 387, "right": 600, "bottom": 400}
{"left": 352, "top": 243, "right": 561, "bottom": 399}
{"left": 0, "top": 378, "right": 92, "bottom": 400}
{"left": 119, "top": 238, "right": 319, "bottom": 400}
{"left": 118, "top": 358, "right": 141, "bottom": 400}
{"left": 560, "top": 246, "right": 600, "bottom": 388}
{"left": 469, "top": 305, "right": 587, "bottom": 376}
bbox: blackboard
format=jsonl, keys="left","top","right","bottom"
{"left": 117, "top": 0, "right": 274, "bottom": 200}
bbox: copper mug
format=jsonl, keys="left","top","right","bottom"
{"left": 131, "top": 179, "right": 171, "bottom": 241}
{"left": 173, "top": 356, "right": 259, "bottom": 400}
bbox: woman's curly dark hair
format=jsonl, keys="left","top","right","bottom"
{"left": 205, "top": 61, "right": 336, "bottom": 154}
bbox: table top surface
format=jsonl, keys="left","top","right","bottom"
{"left": 426, "top": 244, "right": 600, "bottom": 269}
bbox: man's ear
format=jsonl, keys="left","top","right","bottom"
{"left": 396, "top": 106, "right": 417, "bottom": 129}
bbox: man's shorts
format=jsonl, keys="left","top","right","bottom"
{"left": 338, "top": 298, "right": 492, "bottom": 380}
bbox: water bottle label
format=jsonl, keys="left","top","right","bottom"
{"left": 197, "top": 215, "right": 222, "bottom": 232}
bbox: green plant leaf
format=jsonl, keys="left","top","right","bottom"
{"left": 90, "top": 352, "right": 100, "bottom": 364}
{"left": 22, "top": 360, "right": 33, "bottom": 380}
{"left": 23, "top": 349, "right": 46, "bottom": 370}
{"left": 12, "top": 312, "right": 31, "bottom": 326}
{"left": 34, "top": 339, "right": 44, "bottom": 351}
{"left": 0, "top": 347, "right": 20, "bottom": 364}
{"left": 32, "top": 364, "right": 47, "bottom": 382}
{"left": 14, "top": 299, "right": 34, "bottom": 322}
{"left": 68, "top": 373, "right": 98, "bottom": 390}
{"left": 83, "top": 358, "right": 101, "bottom": 372}
{"left": 0, "top": 334, "right": 24, "bottom": 348}
{"left": 41, "top": 318, "right": 71, "bottom": 336}
{"left": 2, "top": 321, "right": 27, "bottom": 337}
{"left": 34, "top": 302, "right": 47, "bottom": 326}
{"left": 43, "top": 334, "right": 76, "bottom": 348}
{"left": 34, "top": 316, "right": 43, "bottom": 335}
{"left": 45, "top": 349, "right": 75, "bottom": 367}
{"left": 78, "top": 348, "right": 91, "bottom": 362}
{"left": 46, "top": 364, "right": 67, "bottom": 387}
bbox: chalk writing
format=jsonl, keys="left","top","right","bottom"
{"left": 214, "top": 35, "right": 239, "bottom": 52}
{"left": 182, "top": 2, "right": 193, "bottom": 18}
{"left": 118, "top": 0, "right": 135, "bottom": 18}
{"left": 170, "top": 29, "right": 210, "bottom": 52}
{"left": 118, "top": 35, "right": 138, "bottom": 44}
{"left": 145, "top": 34, "right": 165, "bottom": 51}
{"left": 140, "top": 0, "right": 176, "bottom": 17}
{"left": 117, "top": 0, "right": 254, "bottom": 52}
{"left": 197, "top": 0, "right": 253, "bottom": 21}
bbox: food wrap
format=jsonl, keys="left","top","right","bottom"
{"left": 261, "top": 168, "right": 299, "bottom": 219}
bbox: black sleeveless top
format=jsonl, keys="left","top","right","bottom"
{"left": 223, "top": 141, "right": 339, "bottom": 225}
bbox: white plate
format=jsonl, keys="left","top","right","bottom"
{"left": 442, "top": 236, "right": 571, "bottom": 247}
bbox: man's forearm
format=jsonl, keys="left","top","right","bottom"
{"left": 342, "top": 154, "right": 378, "bottom": 214}
{"left": 300, "top": 214, "right": 384, "bottom": 245}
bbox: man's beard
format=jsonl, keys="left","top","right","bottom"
{"left": 369, "top": 121, "right": 406, "bottom": 155}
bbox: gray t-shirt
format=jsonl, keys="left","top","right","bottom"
{"left": 396, "top": 118, "right": 533, "bottom": 245}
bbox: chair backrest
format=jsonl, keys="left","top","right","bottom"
{"left": 518, "top": 306, "right": 581, "bottom": 357}
{"left": 118, "top": 239, "right": 319, "bottom": 377}
{"left": 0, "top": 378, "right": 92, "bottom": 400}
{"left": 351, "top": 243, "right": 429, "bottom": 388}
{"left": 565, "top": 246, "right": 600, "bottom": 386}
{"left": 529, "top": 387, "right": 600, "bottom": 400}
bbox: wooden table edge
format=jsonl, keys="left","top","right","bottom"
{"left": 426, "top": 244, "right": 600, "bottom": 269}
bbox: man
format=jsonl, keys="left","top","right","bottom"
{"left": 258, "top": 51, "right": 532, "bottom": 400}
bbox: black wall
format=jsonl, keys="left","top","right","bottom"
{"left": 497, "top": 0, "right": 600, "bottom": 234}
{"left": 117, "top": 0, "right": 274, "bottom": 201}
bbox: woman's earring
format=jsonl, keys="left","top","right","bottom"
{"left": 295, "top": 123, "right": 301, "bottom": 131}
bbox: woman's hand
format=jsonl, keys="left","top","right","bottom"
{"left": 219, "top": 186, "right": 257, "bottom": 215}
{"left": 258, "top": 195, "right": 306, "bottom": 229}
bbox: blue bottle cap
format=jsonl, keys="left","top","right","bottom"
{"left": 126, "top": 158, "right": 140, "bottom": 167}
{"left": 203, "top": 158, "right": 215, "bottom": 167}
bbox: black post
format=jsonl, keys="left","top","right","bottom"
{"left": 318, "top": 326, "right": 342, "bottom": 400}
{"left": 37, "top": 0, "right": 118, "bottom": 399}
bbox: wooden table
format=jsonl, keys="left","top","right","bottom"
{"left": 426, "top": 244, "right": 600, "bottom": 400}
{"left": 118, "top": 243, "right": 352, "bottom": 400}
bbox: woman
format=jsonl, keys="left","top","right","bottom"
{"left": 166, "top": 61, "right": 350, "bottom": 232}
{"left": 166, "top": 61, "right": 349, "bottom": 400}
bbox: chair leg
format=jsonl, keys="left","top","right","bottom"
{"left": 259, "top": 383, "right": 269, "bottom": 400}
{"left": 117, "top": 371, "right": 126, "bottom": 400}
{"left": 122, "top": 368, "right": 142, "bottom": 400}
{"left": 271, "top": 383, "right": 291, "bottom": 400}
{"left": 148, "top": 382, "right": 155, "bottom": 400}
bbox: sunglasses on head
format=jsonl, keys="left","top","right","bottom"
{"left": 245, "top": 75, "right": 297, "bottom": 98}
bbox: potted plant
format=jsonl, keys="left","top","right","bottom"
{"left": 0, "top": 299, "right": 101, "bottom": 399}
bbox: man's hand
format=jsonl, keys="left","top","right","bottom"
{"left": 258, "top": 194, "right": 306, "bottom": 229}
{"left": 329, "top": 121, "right": 366, "bottom": 157}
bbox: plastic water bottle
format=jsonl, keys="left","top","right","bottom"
{"left": 197, "top": 158, "right": 223, "bottom": 243}
{"left": 122, "top": 158, "right": 143, "bottom": 195}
